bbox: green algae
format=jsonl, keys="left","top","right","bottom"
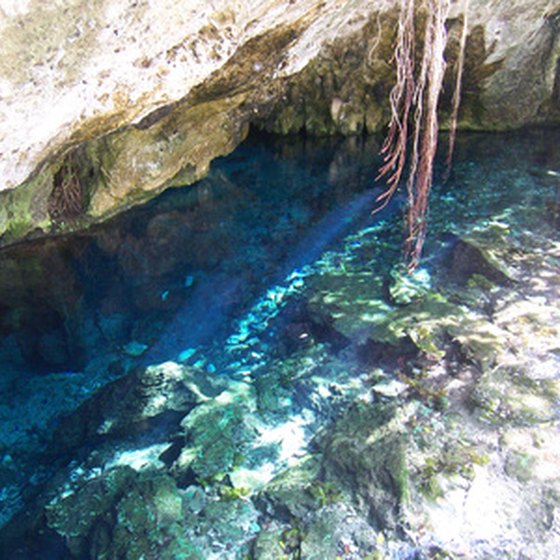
{"left": 46, "top": 467, "right": 203, "bottom": 560}
{"left": 258, "top": 456, "right": 322, "bottom": 519}
{"left": 319, "top": 402, "right": 411, "bottom": 529}
{"left": 176, "top": 382, "right": 258, "bottom": 481}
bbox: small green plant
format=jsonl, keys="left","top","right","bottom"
{"left": 395, "top": 367, "right": 449, "bottom": 411}
{"left": 196, "top": 471, "right": 227, "bottom": 489}
{"left": 363, "top": 552, "right": 387, "bottom": 560}
{"left": 218, "top": 485, "right": 251, "bottom": 501}
{"left": 308, "top": 480, "right": 342, "bottom": 508}
{"left": 279, "top": 523, "right": 302, "bottom": 558}
{"left": 418, "top": 443, "right": 489, "bottom": 501}
{"left": 467, "top": 273, "right": 496, "bottom": 291}
{"left": 418, "top": 457, "right": 444, "bottom": 500}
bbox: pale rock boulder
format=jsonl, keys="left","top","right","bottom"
{"left": 0, "top": 0, "right": 380, "bottom": 192}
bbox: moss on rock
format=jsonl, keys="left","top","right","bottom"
{"left": 318, "top": 401, "right": 410, "bottom": 531}
{"left": 46, "top": 467, "right": 202, "bottom": 559}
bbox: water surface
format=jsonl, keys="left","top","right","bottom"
{"left": 0, "top": 128, "right": 559, "bottom": 533}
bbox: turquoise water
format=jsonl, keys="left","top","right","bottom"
{"left": 0, "top": 135, "right": 387, "bottom": 376}
{"left": 0, "top": 128, "right": 559, "bottom": 554}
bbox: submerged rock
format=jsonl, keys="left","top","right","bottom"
{"left": 45, "top": 466, "right": 135, "bottom": 558}
{"left": 299, "top": 503, "right": 379, "bottom": 560}
{"left": 186, "top": 497, "right": 260, "bottom": 557}
{"left": 388, "top": 266, "right": 433, "bottom": 305}
{"left": 470, "top": 365, "right": 560, "bottom": 426}
{"left": 278, "top": 300, "right": 351, "bottom": 356}
{"left": 257, "top": 456, "right": 322, "bottom": 520}
{"left": 51, "top": 362, "right": 225, "bottom": 454}
{"left": 172, "top": 381, "right": 259, "bottom": 482}
{"left": 45, "top": 467, "right": 201, "bottom": 560}
{"left": 446, "top": 237, "right": 514, "bottom": 286}
{"left": 251, "top": 524, "right": 289, "bottom": 560}
{"left": 318, "top": 402, "right": 410, "bottom": 531}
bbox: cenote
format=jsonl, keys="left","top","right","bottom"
{"left": 0, "top": 128, "right": 559, "bottom": 559}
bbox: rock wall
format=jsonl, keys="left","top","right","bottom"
{"left": 0, "top": 0, "right": 559, "bottom": 246}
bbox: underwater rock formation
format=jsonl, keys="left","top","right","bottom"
{"left": 0, "top": 127, "right": 559, "bottom": 559}
{"left": 0, "top": 0, "right": 559, "bottom": 245}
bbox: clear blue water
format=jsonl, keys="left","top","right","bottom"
{"left": 0, "top": 128, "right": 559, "bottom": 540}
{"left": 0, "top": 134, "right": 401, "bottom": 381}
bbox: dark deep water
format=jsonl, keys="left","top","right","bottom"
{"left": 0, "top": 128, "right": 559, "bottom": 552}
{"left": 0, "top": 134, "right": 393, "bottom": 379}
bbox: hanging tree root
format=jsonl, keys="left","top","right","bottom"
{"left": 48, "top": 158, "right": 85, "bottom": 224}
{"left": 376, "top": 0, "right": 469, "bottom": 271}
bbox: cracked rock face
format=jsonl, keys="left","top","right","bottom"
{"left": 0, "top": 0, "right": 558, "bottom": 246}
{"left": 0, "top": 0, "right": 381, "bottom": 192}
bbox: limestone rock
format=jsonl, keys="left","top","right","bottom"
{"left": 317, "top": 401, "right": 410, "bottom": 531}
{"left": 251, "top": 525, "right": 290, "bottom": 560}
{"left": 388, "top": 267, "right": 433, "bottom": 306}
{"left": 470, "top": 364, "right": 560, "bottom": 426}
{"left": 257, "top": 456, "right": 321, "bottom": 519}
{"left": 172, "top": 381, "right": 259, "bottom": 481}
{"left": 45, "top": 466, "right": 135, "bottom": 557}
{"left": 45, "top": 467, "right": 201, "bottom": 559}
{"left": 186, "top": 497, "right": 261, "bottom": 556}
{"left": 299, "top": 503, "right": 379, "bottom": 560}
{"left": 0, "top": 0, "right": 558, "bottom": 245}
{"left": 446, "top": 238, "right": 514, "bottom": 286}
{"left": 51, "top": 362, "right": 223, "bottom": 454}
